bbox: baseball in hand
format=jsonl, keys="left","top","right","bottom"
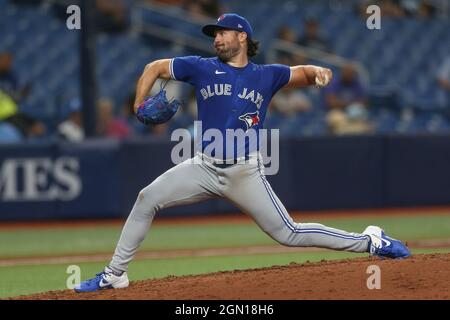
{"left": 315, "top": 68, "right": 332, "bottom": 87}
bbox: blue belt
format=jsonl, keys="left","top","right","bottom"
{"left": 213, "top": 162, "right": 238, "bottom": 168}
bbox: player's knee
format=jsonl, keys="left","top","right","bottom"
{"left": 137, "top": 190, "right": 146, "bottom": 202}
{"left": 268, "top": 230, "right": 295, "bottom": 247}
{"left": 130, "top": 189, "right": 160, "bottom": 219}
{"left": 137, "top": 183, "right": 157, "bottom": 201}
{"left": 276, "top": 237, "right": 297, "bottom": 247}
{"left": 137, "top": 188, "right": 151, "bottom": 203}
{"left": 136, "top": 187, "right": 159, "bottom": 210}
{"left": 269, "top": 226, "right": 311, "bottom": 247}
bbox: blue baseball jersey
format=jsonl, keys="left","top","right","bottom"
{"left": 170, "top": 56, "right": 291, "bottom": 159}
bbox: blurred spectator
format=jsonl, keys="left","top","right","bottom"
{"left": 325, "top": 64, "right": 372, "bottom": 135}
{"left": 96, "top": 0, "right": 129, "bottom": 33}
{"left": 437, "top": 56, "right": 450, "bottom": 89}
{"left": 150, "top": 79, "right": 182, "bottom": 99}
{"left": 326, "top": 107, "right": 374, "bottom": 135}
{"left": 269, "top": 53, "right": 313, "bottom": 118}
{"left": 151, "top": 123, "right": 169, "bottom": 136}
{"left": 400, "top": 0, "right": 437, "bottom": 18}
{"left": 356, "top": 0, "right": 406, "bottom": 18}
{"left": 58, "top": 98, "right": 84, "bottom": 142}
{"left": 271, "top": 87, "right": 312, "bottom": 117}
{"left": 0, "top": 89, "right": 45, "bottom": 140}
{"left": 0, "top": 53, "right": 18, "bottom": 99}
{"left": 0, "top": 52, "right": 30, "bottom": 103}
{"left": 382, "top": 0, "right": 407, "bottom": 17}
{"left": 416, "top": 0, "right": 437, "bottom": 18}
{"left": 183, "top": 0, "right": 224, "bottom": 19}
{"left": 0, "top": 90, "right": 23, "bottom": 143}
{"left": 276, "top": 54, "right": 293, "bottom": 67}
{"left": 277, "top": 26, "right": 297, "bottom": 44}
{"left": 120, "top": 93, "right": 147, "bottom": 136}
{"left": 325, "top": 64, "right": 367, "bottom": 110}
{"left": 274, "top": 26, "right": 297, "bottom": 63}
{"left": 0, "top": 122, "right": 23, "bottom": 143}
{"left": 0, "top": 90, "right": 17, "bottom": 121}
{"left": 436, "top": 56, "right": 450, "bottom": 107}
{"left": 6, "top": 113, "right": 46, "bottom": 140}
{"left": 358, "top": 0, "right": 438, "bottom": 18}
{"left": 297, "top": 18, "right": 332, "bottom": 53}
{"left": 291, "top": 52, "right": 310, "bottom": 68}
{"left": 400, "top": 0, "right": 422, "bottom": 15}
{"left": 96, "top": 98, "right": 131, "bottom": 139}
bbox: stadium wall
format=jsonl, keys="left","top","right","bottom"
{"left": 1, "top": 135, "right": 450, "bottom": 221}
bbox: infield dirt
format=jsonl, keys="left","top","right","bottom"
{"left": 14, "top": 253, "right": 450, "bottom": 300}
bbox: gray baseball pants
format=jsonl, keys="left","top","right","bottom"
{"left": 109, "top": 152, "right": 369, "bottom": 273}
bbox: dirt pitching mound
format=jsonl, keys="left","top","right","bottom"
{"left": 15, "top": 253, "right": 450, "bottom": 300}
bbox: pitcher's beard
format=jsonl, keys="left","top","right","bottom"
{"left": 216, "top": 46, "right": 241, "bottom": 62}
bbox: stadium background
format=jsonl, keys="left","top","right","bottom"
{"left": 1, "top": 0, "right": 450, "bottom": 299}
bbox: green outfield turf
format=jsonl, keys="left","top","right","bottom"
{"left": 1, "top": 213, "right": 450, "bottom": 298}
{"left": 1, "top": 214, "right": 450, "bottom": 259}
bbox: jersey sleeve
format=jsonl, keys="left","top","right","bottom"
{"left": 267, "top": 64, "right": 291, "bottom": 93}
{"left": 170, "top": 56, "right": 202, "bottom": 85}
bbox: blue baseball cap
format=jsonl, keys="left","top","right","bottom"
{"left": 202, "top": 13, "right": 253, "bottom": 40}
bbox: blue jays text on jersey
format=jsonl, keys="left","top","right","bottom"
{"left": 170, "top": 56, "right": 291, "bottom": 159}
{"left": 200, "top": 84, "right": 264, "bottom": 110}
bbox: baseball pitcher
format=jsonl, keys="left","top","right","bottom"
{"left": 75, "top": 14, "right": 410, "bottom": 293}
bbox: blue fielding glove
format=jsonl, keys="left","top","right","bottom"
{"left": 136, "top": 89, "right": 181, "bottom": 125}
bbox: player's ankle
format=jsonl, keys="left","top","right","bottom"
{"left": 106, "top": 265, "right": 125, "bottom": 276}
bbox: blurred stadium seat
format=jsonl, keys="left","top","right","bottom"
{"left": 0, "top": 0, "right": 449, "bottom": 137}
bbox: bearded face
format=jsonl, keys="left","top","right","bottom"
{"left": 214, "top": 30, "right": 244, "bottom": 62}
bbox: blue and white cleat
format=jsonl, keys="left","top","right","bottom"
{"left": 363, "top": 226, "right": 411, "bottom": 259}
{"left": 74, "top": 266, "right": 129, "bottom": 293}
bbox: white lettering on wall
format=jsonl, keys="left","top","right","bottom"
{"left": 0, "top": 157, "right": 82, "bottom": 202}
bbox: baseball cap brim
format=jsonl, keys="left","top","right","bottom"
{"left": 202, "top": 25, "right": 237, "bottom": 37}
